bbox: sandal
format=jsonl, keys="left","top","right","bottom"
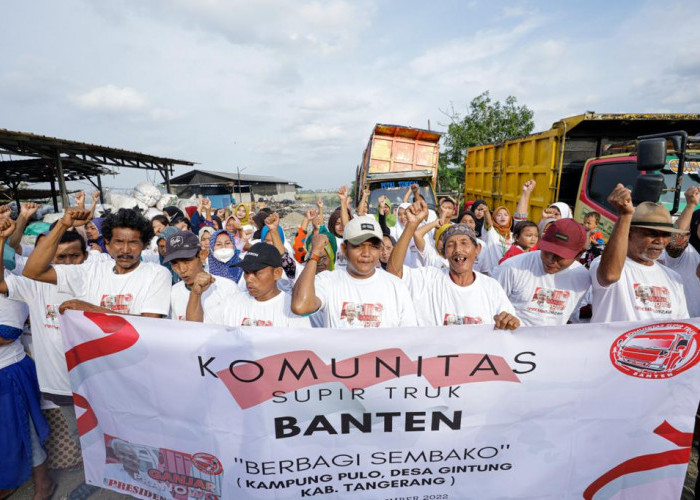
{"left": 68, "top": 482, "right": 99, "bottom": 500}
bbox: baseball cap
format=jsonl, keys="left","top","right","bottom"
{"left": 630, "top": 202, "right": 688, "bottom": 234}
{"left": 163, "top": 230, "right": 200, "bottom": 263}
{"left": 233, "top": 242, "right": 282, "bottom": 271}
{"left": 537, "top": 218, "right": 587, "bottom": 259}
{"left": 343, "top": 215, "right": 383, "bottom": 245}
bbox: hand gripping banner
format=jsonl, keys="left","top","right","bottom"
{"left": 59, "top": 312, "right": 700, "bottom": 499}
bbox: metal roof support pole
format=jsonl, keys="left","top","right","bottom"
{"left": 163, "top": 164, "right": 172, "bottom": 194}
{"left": 54, "top": 150, "right": 69, "bottom": 209}
{"left": 49, "top": 176, "right": 59, "bottom": 212}
{"left": 96, "top": 175, "right": 104, "bottom": 204}
{"left": 10, "top": 182, "right": 20, "bottom": 214}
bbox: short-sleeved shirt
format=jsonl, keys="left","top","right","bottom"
{"left": 658, "top": 246, "right": 700, "bottom": 318}
{"left": 6, "top": 274, "right": 74, "bottom": 395}
{"left": 219, "top": 291, "right": 310, "bottom": 328}
{"left": 314, "top": 269, "right": 417, "bottom": 328}
{"left": 495, "top": 251, "right": 591, "bottom": 326}
{"left": 170, "top": 275, "right": 241, "bottom": 322}
{"left": 401, "top": 265, "right": 515, "bottom": 327}
{"left": 590, "top": 256, "right": 688, "bottom": 323}
{"left": 54, "top": 260, "right": 171, "bottom": 316}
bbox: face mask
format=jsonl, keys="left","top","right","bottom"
{"left": 213, "top": 248, "right": 235, "bottom": 263}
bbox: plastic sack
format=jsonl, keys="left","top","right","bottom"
{"left": 156, "top": 194, "right": 178, "bottom": 211}
{"left": 133, "top": 182, "right": 162, "bottom": 208}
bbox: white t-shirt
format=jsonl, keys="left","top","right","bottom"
{"left": 334, "top": 235, "right": 348, "bottom": 270}
{"left": 0, "top": 289, "right": 30, "bottom": 371}
{"left": 6, "top": 274, "right": 74, "bottom": 395}
{"left": 314, "top": 268, "right": 417, "bottom": 328}
{"left": 170, "top": 275, "right": 240, "bottom": 322}
{"left": 219, "top": 291, "right": 310, "bottom": 327}
{"left": 590, "top": 257, "right": 689, "bottom": 323}
{"left": 55, "top": 260, "right": 171, "bottom": 316}
{"left": 480, "top": 227, "right": 513, "bottom": 274}
{"left": 401, "top": 266, "right": 515, "bottom": 327}
{"left": 659, "top": 246, "right": 700, "bottom": 317}
{"left": 494, "top": 251, "right": 591, "bottom": 327}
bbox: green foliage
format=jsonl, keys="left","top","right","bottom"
{"left": 438, "top": 91, "right": 535, "bottom": 192}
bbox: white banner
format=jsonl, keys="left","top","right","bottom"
{"left": 59, "top": 312, "right": 700, "bottom": 499}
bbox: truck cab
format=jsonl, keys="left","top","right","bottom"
{"left": 356, "top": 124, "right": 441, "bottom": 214}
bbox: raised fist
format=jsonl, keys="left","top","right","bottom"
{"left": 60, "top": 207, "right": 93, "bottom": 228}
{"left": 522, "top": 179, "right": 536, "bottom": 195}
{"left": 310, "top": 232, "right": 329, "bottom": 255}
{"left": 0, "top": 218, "right": 15, "bottom": 239}
{"left": 607, "top": 184, "right": 634, "bottom": 216}
{"left": 265, "top": 212, "right": 280, "bottom": 230}
{"left": 192, "top": 272, "right": 215, "bottom": 294}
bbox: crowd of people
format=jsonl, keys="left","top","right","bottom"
{"left": 2, "top": 180, "right": 699, "bottom": 498}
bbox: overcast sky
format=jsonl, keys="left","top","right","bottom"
{"left": 2, "top": 0, "right": 700, "bottom": 192}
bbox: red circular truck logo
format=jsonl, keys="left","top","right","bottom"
{"left": 192, "top": 452, "right": 223, "bottom": 475}
{"left": 611, "top": 322, "right": 700, "bottom": 378}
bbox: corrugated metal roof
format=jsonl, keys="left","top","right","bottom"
{"left": 169, "top": 169, "right": 300, "bottom": 187}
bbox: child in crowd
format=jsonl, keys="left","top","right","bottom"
{"left": 499, "top": 220, "right": 539, "bottom": 264}
{"left": 583, "top": 211, "right": 605, "bottom": 245}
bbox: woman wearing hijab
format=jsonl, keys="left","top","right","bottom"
{"left": 305, "top": 226, "right": 337, "bottom": 272}
{"left": 208, "top": 230, "right": 243, "bottom": 283}
{"left": 480, "top": 205, "right": 514, "bottom": 274}
{"left": 546, "top": 202, "right": 573, "bottom": 219}
{"left": 198, "top": 226, "right": 215, "bottom": 271}
{"left": 261, "top": 224, "right": 297, "bottom": 279}
{"left": 85, "top": 217, "right": 107, "bottom": 253}
{"left": 223, "top": 216, "right": 245, "bottom": 250}
{"left": 233, "top": 203, "right": 251, "bottom": 225}
{"left": 471, "top": 200, "right": 488, "bottom": 237}
{"left": 156, "top": 227, "right": 180, "bottom": 284}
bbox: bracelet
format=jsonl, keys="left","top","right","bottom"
{"left": 513, "top": 211, "right": 527, "bottom": 219}
{"left": 308, "top": 253, "right": 322, "bottom": 263}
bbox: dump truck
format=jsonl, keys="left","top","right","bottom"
{"left": 464, "top": 113, "right": 700, "bottom": 237}
{"left": 355, "top": 124, "right": 442, "bottom": 213}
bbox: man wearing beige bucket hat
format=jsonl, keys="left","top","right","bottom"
{"left": 590, "top": 184, "right": 689, "bottom": 323}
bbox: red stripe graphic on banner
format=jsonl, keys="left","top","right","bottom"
{"left": 583, "top": 421, "right": 692, "bottom": 499}
{"left": 65, "top": 312, "right": 140, "bottom": 371}
{"left": 217, "top": 349, "right": 520, "bottom": 409}
{"left": 65, "top": 313, "right": 141, "bottom": 436}
{"left": 73, "top": 392, "right": 98, "bottom": 436}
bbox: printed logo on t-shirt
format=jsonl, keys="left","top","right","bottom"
{"left": 633, "top": 284, "right": 672, "bottom": 314}
{"left": 527, "top": 287, "right": 570, "bottom": 316}
{"left": 241, "top": 318, "right": 273, "bottom": 327}
{"left": 44, "top": 304, "right": 60, "bottom": 329}
{"left": 100, "top": 294, "right": 134, "bottom": 314}
{"left": 340, "top": 302, "right": 383, "bottom": 328}
{"left": 443, "top": 314, "right": 483, "bottom": 326}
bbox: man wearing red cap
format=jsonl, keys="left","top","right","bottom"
{"left": 591, "top": 184, "right": 689, "bottom": 322}
{"left": 494, "top": 218, "right": 590, "bottom": 326}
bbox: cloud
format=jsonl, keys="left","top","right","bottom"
{"left": 72, "top": 85, "right": 148, "bottom": 112}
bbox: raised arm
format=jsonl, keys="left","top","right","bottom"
{"left": 413, "top": 217, "right": 442, "bottom": 252}
{"left": 676, "top": 186, "right": 700, "bottom": 231}
{"left": 0, "top": 217, "right": 16, "bottom": 294}
{"left": 291, "top": 233, "right": 325, "bottom": 315}
{"left": 377, "top": 196, "right": 391, "bottom": 237}
{"left": 338, "top": 186, "right": 351, "bottom": 228}
{"left": 9, "top": 202, "right": 39, "bottom": 253}
{"left": 264, "top": 213, "right": 286, "bottom": 256}
{"left": 483, "top": 205, "right": 493, "bottom": 230}
{"left": 357, "top": 187, "right": 370, "bottom": 216}
{"left": 387, "top": 200, "right": 428, "bottom": 278}
{"left": 23, "top": 207, "right": 92, "bottom": 284}
{"left": 597, "top": 184, "right": 635, "bottom": 287}
{"left": 514, "top": 180, "right": 536, "bottom": 221}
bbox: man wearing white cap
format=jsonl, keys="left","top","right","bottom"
{"left": 291, "top": 215, "right": 417, "bottom": 328}
{"left": 591, "top": 184, "right": 689, "bottom": 322}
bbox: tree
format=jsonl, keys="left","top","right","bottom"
{"left": 438, "top": 91, "right": 535, "bottom": 193}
